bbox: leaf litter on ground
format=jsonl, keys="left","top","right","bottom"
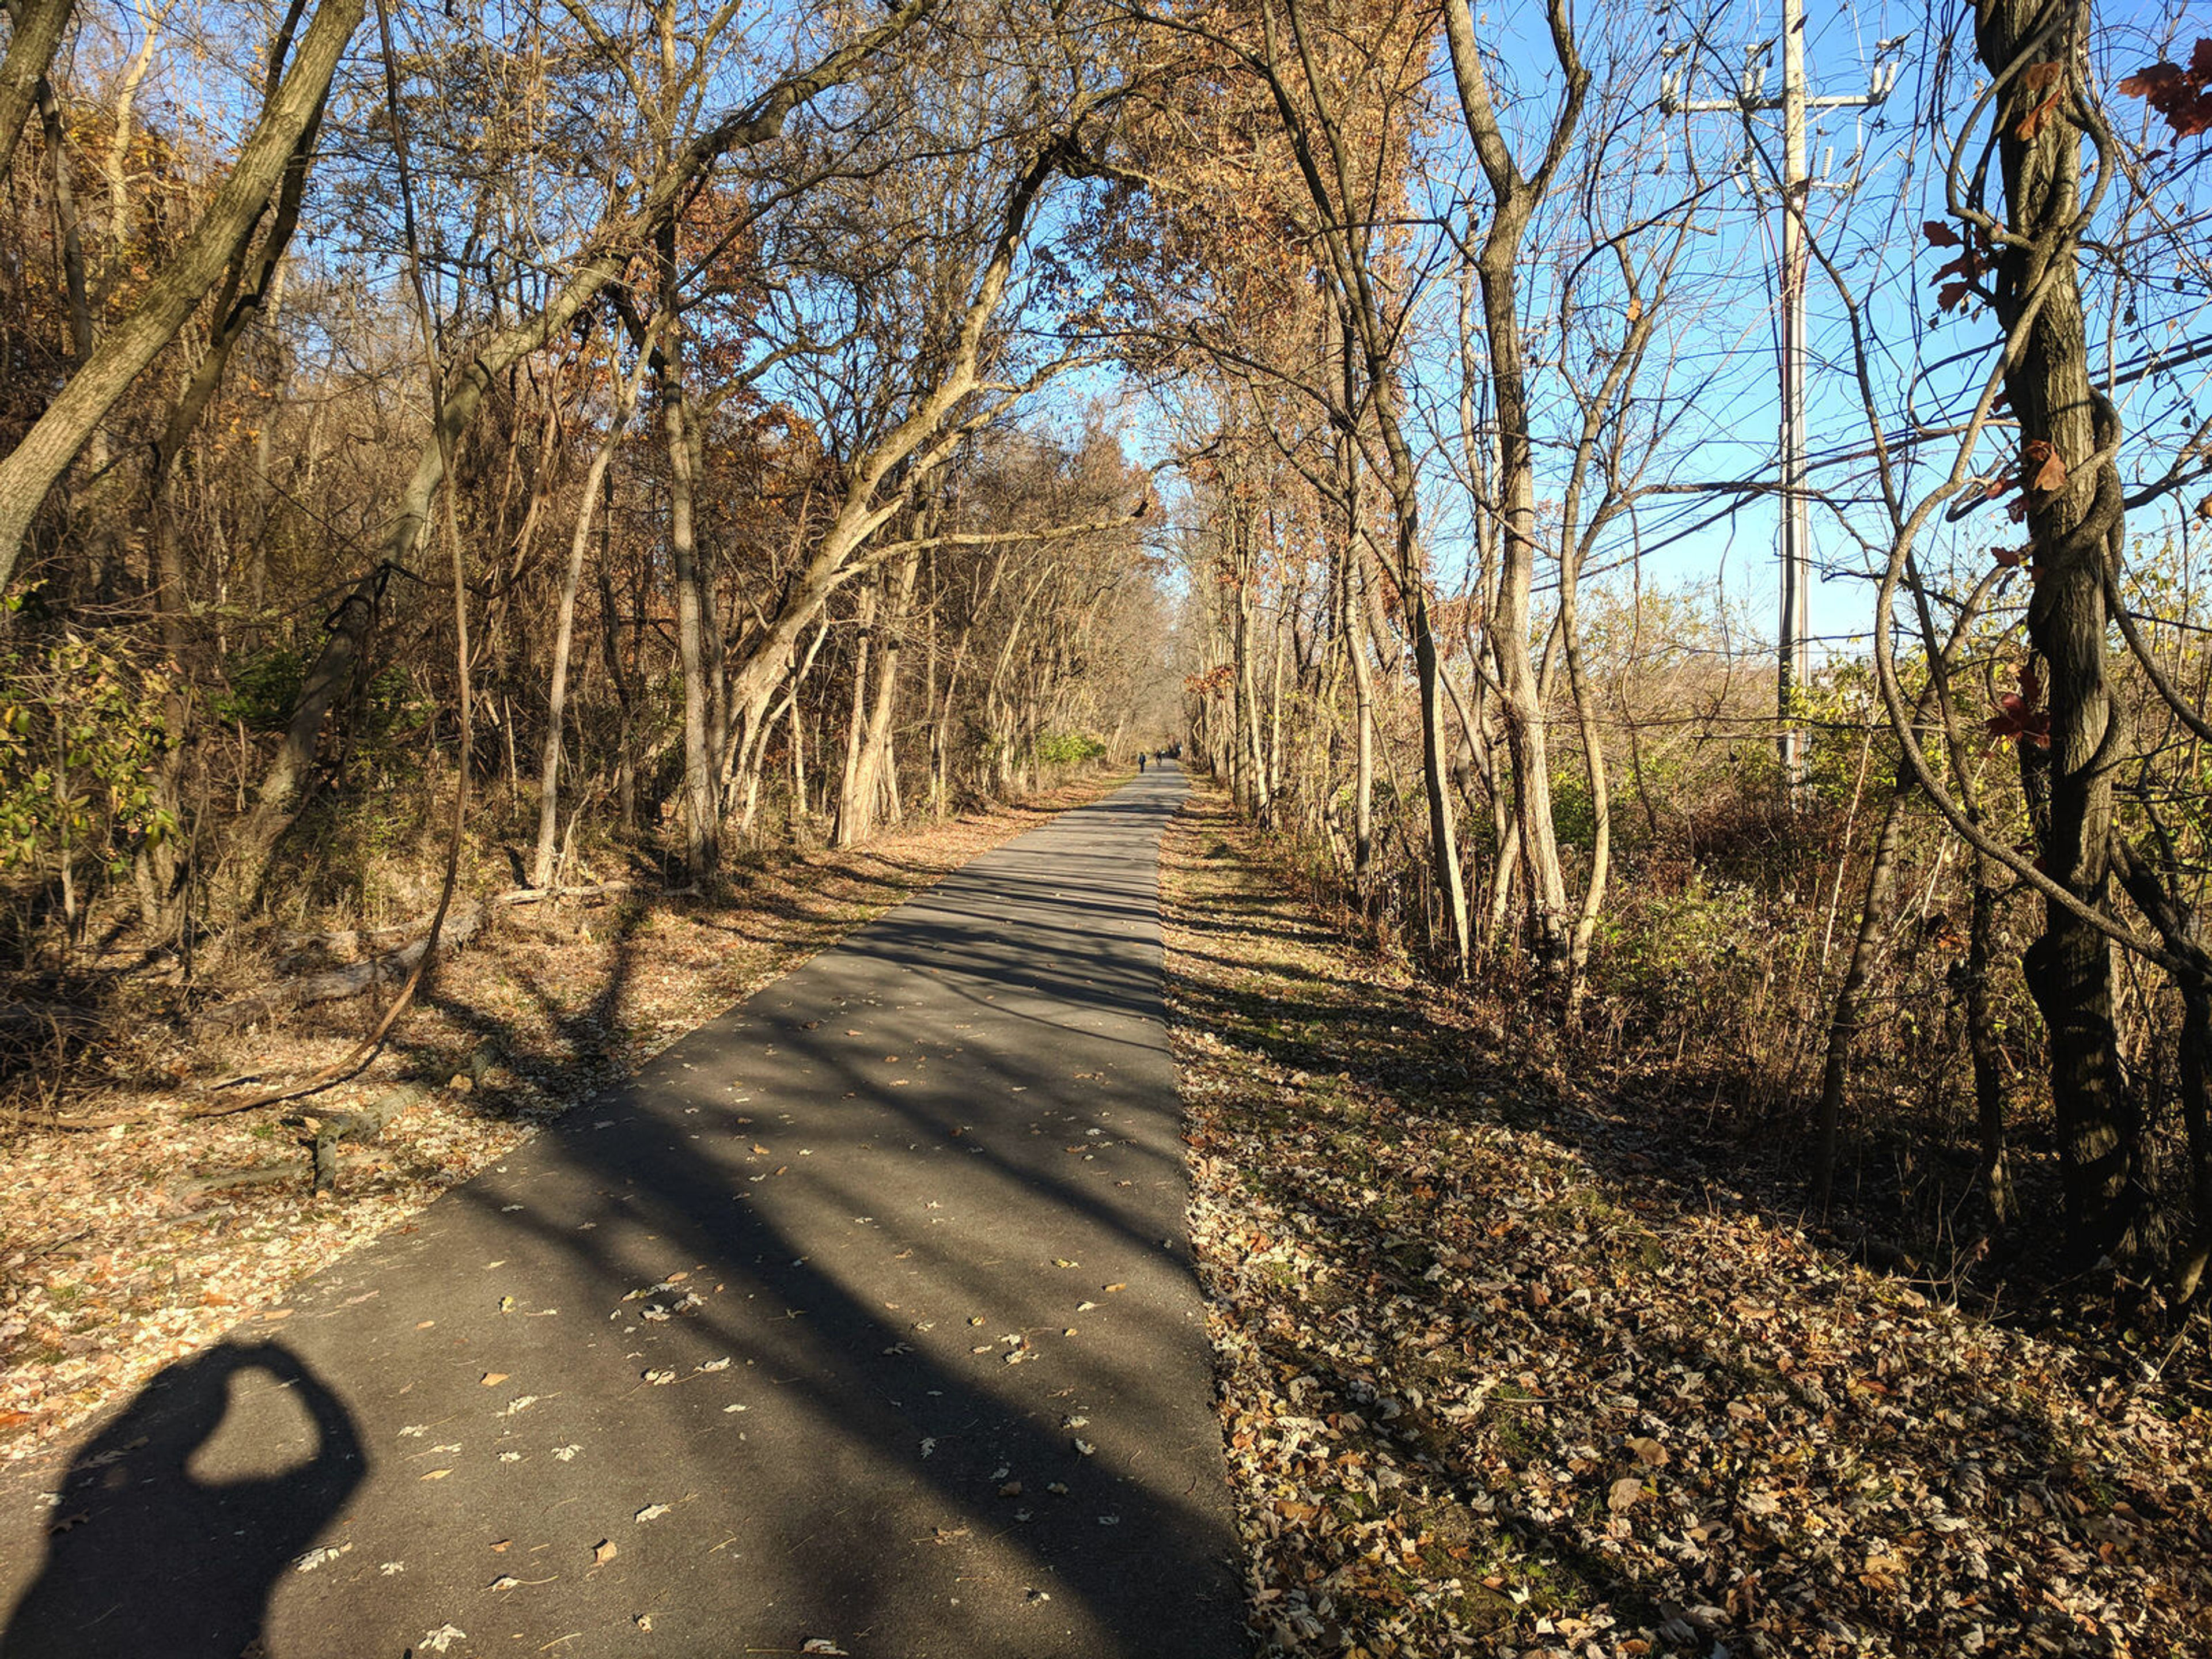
{"left": 1161, "top": 786, "right": 2212, "bottom": 1659}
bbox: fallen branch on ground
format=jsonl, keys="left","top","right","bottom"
{"left": 169, "top": 1044, "right": 499, "bottom": 1197}
{"left": 200, "top": 906, "right": 490, "bottom": 1037}
{"left": 276, "top": 882, "right": 651, "bottom": 957}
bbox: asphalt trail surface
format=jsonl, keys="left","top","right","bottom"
{"left": 0, "top": 764, "right": 1243, "bottom": 1658}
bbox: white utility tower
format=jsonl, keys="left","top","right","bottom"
{"left": 1662, "top": 0, "right": 1902, "bottom": 790}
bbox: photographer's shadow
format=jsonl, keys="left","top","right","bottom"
{"left": 2, "top": 1341, "right": 364, "bottom": 1659}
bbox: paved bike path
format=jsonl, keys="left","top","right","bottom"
{"left": 0, "top": 765, "right": 1243, "bottom": 1659}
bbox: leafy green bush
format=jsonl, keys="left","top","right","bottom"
{"left": 1035, "top": 730, "right": 1105, "bottom": 766}
{"left": 0, "top": 637, "right": 177, "bottom": 877}
{"left": 210, "top": 647, "right": 305, "bottom": 730}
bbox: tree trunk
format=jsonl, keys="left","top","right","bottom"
{"left": 1976, "top": 0, "right": 2141, "bottom": 1262}
{"left": 835, "top": 547, "right": 919, "bottom": 847}
{"left": 1441, "top": 0, "right": 1583, "bottom": 980}
{"left": 0, "top": 0, "right": 361, "bottom": 597}
{"left": 1478, "top": 244, "right": 1569, "bottom": 975}
{"left": 534, "top": 331, "right": 650, "bottom": 887}
{"left": 734, "top": 622, "right": 816, "bottom": 839}
{"left": 832, "top": 579, "right": 878, "bottom": 846}
{"left": 658, "top": 244, "right": 718, "bottom": 882}
{"left": 1235, "top": 526, "right": 1271, "bottom": 827}
{"left": 0, "top": 0, "right": 76, "bottom": 183}
{"left": 1966, "top": 864, "right": 2013, "bottom": 1223}
{"left": 101, "top": 0, "right": 163, "bottom": 251}
{"left": 1344, "top": 537, "right": 1375, "bottom": 888}
{"left": 36, "top": 74, "right": 91, "bottom": 364}
{"left": 2176, "top": 980, "right": 2212, "bottom": 1304}
{"left": 1408, "top": 588, "right": 1470, "bottom": 971}
{"left": 596, "top": 556, "right": 636, "bottom": 831}
{"left": 1266, "top": 594, "right": 1287, "bottom": 805}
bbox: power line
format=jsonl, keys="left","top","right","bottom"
{"left": 1660, "top": 0, "right": 1903, "bottom": 792}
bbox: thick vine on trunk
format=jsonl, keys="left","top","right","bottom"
{"left": 1976, "top": 0, "right": 2141, "bottom": 1261}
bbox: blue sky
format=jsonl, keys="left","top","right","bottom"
{"left": 1109, "top": 0, "right": 2211, "bottom": 673}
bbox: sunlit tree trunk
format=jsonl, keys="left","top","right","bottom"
{"left": 0, "top": 0, "right": 77, "bottom": 183}
{"left": 1441, "top": 0, "right": 1584, "bottom": 980}
{"left": 0, "top": 0, "right": 359, "bottom": 599}
{"left": 658, "top": 229, "right": 718, "bottom": 881}
{"left": 535, "top": 330, "right": 652, "bottom": 887}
